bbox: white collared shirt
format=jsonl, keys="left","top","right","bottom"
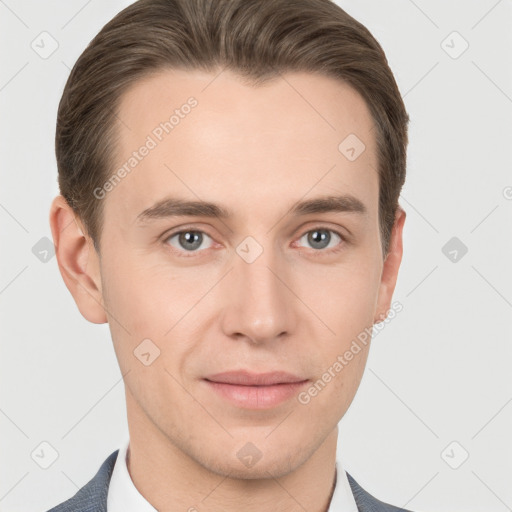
{"left": 107, "top": 436, "right": 358, "bottom": 512}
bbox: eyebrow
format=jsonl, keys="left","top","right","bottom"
{"left": 135, "top": 194, "right": 367, "bottom": 224}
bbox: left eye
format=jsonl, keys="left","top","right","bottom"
{"left": 165, "top": 230, "right": 213, "bottom": 252}
{"left": 297, "top": 228, "right": 343, "bottom": 251}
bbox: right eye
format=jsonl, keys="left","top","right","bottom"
{"left": 164, "top": 229, "right": 215, "bottom": 256}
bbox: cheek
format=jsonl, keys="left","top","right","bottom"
{"left": 100, "top": 255, "right": 168, "bottom": 369}
{"left": 298, "top": 338, "right": 370, "bottom": 423}
{"left": 304, "top": 259, "right": 381, "bottom": 339}
{"left": 101, "top": 255, "right": 205, "bottom": 376}
{"left": 102, "top": 253, "right": 169, "bottom": 325}
{"left": 293, "top": 261, "right": 378, "bottom": 408}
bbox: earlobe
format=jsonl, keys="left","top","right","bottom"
{"left": 374, "top": 207, "right": 406, "bottom": 324}
{"left": 49, "top": 195, "right": 107, "bottom": 324}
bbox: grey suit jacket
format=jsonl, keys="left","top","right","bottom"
{"left": 46, "top": 450, "right": 414, "bottom": 512}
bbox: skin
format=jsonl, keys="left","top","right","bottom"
{"left": 49, "top": 68, "right": 405, "bottom": 512}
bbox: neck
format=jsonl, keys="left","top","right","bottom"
{"left": 125, "top": 390, "right": 339, "bottom": 512}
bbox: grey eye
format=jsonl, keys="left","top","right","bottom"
{"left": 299, "top": 229, "right": 341, "bottom": 250}
{"left": 166, "top": 230, "right": 213, "bottom": 252}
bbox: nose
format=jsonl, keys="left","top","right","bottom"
{"left": 219, "top": 241, "right": 297, "bottom": 345}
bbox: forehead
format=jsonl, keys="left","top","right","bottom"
{"left": 106, "top": 68, "right": 379, "bottom": 225}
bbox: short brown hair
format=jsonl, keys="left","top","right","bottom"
{"left": 56, "top": 0, "right": 409, "bottom": 255}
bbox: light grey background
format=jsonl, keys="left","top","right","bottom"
{"left": 1, "top": 1, "right": 511, "bottom": 511}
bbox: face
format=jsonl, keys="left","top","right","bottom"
{"left": 51, "top": 68, "right": 405, "bottom": 479}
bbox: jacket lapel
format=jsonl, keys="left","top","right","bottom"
{"left": 47, "top": 451, "right": 413, "bottom": 512}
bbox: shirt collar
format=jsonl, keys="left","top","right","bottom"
{"left": 107, "top": 437, "right": 358, "bottom": 512}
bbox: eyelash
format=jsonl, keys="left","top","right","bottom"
{"left": 162, "top": 225, "right": 347, "bottom": 258}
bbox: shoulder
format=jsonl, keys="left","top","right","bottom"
{"left": 46, "top": 450, "right": 119, "bottom": 512}
{"left": 346, "top": 471, "right": 416, "bottom": 512}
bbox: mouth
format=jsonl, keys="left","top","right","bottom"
{"left": 203, "top": 370, "right": 309, "bottom": 409}
{"left": 204, "top": 370, "right": 307, "bottom": 386}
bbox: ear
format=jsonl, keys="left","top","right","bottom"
{"left": 374, "top": 207, "right": 406, "bottom": 323}
{"left": 49, "top": 195, "right": 107, "bottom": 324}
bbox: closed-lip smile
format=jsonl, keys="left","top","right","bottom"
{"left": 204, "top": 370, "right": 308, "bottom": 386}
{"left": 203, "top": 370, "right": 310, "bottom": 409}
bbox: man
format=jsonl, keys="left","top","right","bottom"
{"left": 48, "top": 0, "right": 412, "bottom": 510}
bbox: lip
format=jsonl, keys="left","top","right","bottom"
{"left": 203, "top": 370, "right": 309, "bottom": 409}
{"left": 204, "top": 370, "right": 307, "bottom": 386}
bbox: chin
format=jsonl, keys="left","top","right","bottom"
{"left": 205, "top": 453, "right": 300, "bottom": 480}
{"left": 191, "top": 435, "right": 314, "bottom": 481}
